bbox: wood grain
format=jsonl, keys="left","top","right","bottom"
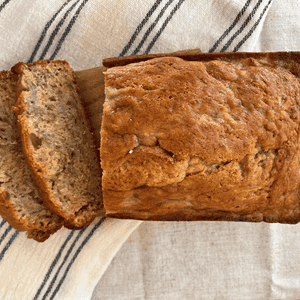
{"left": 102, "top": 48, "right": 203, "bottom": 67}
{"left": 75, "top": 65, "right": 107, "bottom": 150}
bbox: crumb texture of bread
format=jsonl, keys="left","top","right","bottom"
{"left": 101, "top": 56, "right": 300, "bottom": 223}
{"left": 12, "top": 60, "right": 102, "bottom": 228}
{"left": 0, "top": 71, "right": 64, "bottom": 241}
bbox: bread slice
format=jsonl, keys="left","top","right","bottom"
{"left": 12, "top": 60, "right": 102, "bottom": 229}
{"left": 0, "top": 71, "right": 64, "bottom": 242}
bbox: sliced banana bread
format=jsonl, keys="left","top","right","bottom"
{"left": 0, "top": 70, "right": 64, "bottom": 242}
{"left": 12, "top": 60, "right": 103, "bottom": 229}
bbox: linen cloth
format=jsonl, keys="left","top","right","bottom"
{"left": 0, "top": 0, "right": 299, "bottom": 299}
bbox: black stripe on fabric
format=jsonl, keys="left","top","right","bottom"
{"left": 209, "top": 0, "right": 252, "bottom": 53}
{"left": 0, "top": 0, "right": 12, "bottom": 14}
{"left": 33, "top": 231, "right": 75, "bottom": 300}
{"left": 0, "top": 224, "right": 12, "bottom": 247}
{"left": 131, "top": 0, "right": 175, "bottom": 55}
{"left": 119, "top": 0, "right": 164, "bottom": 57}
{"left": 41, "top": 226, "right": 89, "bottom": 300}
{"left": 144, "top": 0, "right": 186, "bottom": 54}
{"left": 50, "top": 217, "right": 106, "bottom": 300}
{"left": 50, "top": 0, "right": 90, "bottom": 60}
{"left": 0, "top": 219, "right": 6, "bottom": 229}
{"left": 0, "top": 230, "right": 19, "bottom": 262}
{"left": 233, "top": 0, "right": 273, "bottom": 52}
{"left": 220, "top": 0, "right": 264, "bottom": 52}
{"left": 27, "top": 0, "right": 74, "bottom": 63}
{"left": 39, "top": 0, "right": 80, "bottom": 60}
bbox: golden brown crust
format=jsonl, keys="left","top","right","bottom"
{"left": 101, "top": 54, "right": 300, "bottom": 223}
{"left": 11, "top": 59, "right": 72, "bottom": 74}
{"left": 106, "top": 209, "right": 300, "bottom": 224}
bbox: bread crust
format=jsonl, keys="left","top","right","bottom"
{"left": 0, "top": 188, "right": 63, "bottom": 236}
{"left": 0, "top": 189, "right": 32, "bottom": 232}
{"left": 101, "top": 52, "right": 300, "bottom": 223}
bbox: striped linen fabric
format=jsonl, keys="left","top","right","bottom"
{"left": 2, "top": 0, "right": 295, "bottom": 299}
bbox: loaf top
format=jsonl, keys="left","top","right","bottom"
{"left": 101, "top": 56, "right": 300, "bottom": 220}
{"left": 102, "top": 56, "right": 300, "bottom": 170}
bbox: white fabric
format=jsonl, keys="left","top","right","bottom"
{"left": 1, "top": 0, "right": 300, "bottom": 299}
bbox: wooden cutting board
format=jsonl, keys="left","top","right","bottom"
{"left": 75, "top": 65, "right": 106, "bottom": 152}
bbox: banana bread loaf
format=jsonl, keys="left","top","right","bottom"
{"left": 101, "top": 55, "right": 300, "bottom": 223}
